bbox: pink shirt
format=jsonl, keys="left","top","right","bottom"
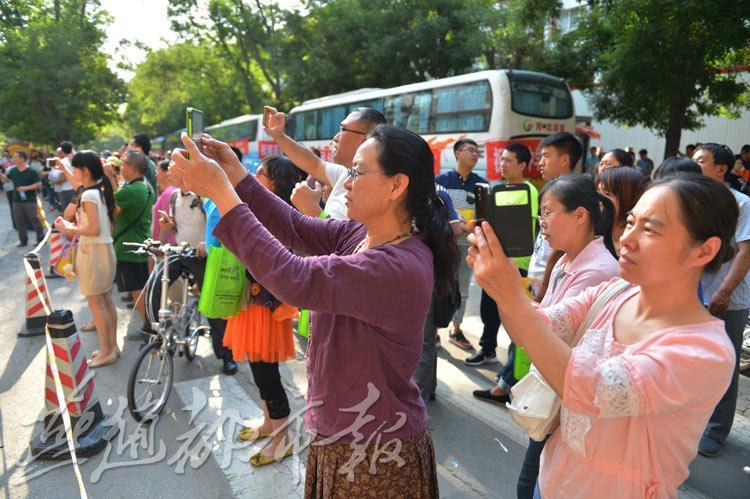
{"left": 151, "top": 185, "right": 176, "bottom": 244}
{"left": 541, "top": 236, "right": 619, "bottom": 308}
{"left": 538, "top": 279, "right": 734, "bottom": 498}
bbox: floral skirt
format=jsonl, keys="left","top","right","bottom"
{"left": 223, "top": 303, "right": 297, "bottom": 363}
{"left": 304, "top": 430, "right": 438, "bottom": 498}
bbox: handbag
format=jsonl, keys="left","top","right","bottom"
{"left": 54, "top": 236, "right": 79, "bottom": 281}
{"left": 433, "top": 279, "right": 461, "bottom": 329}
{"left": 198, "top": 244, "right": 246, "bottom": 319}
{"left": 506, "top": 279, "right": 630, "bottom": 441}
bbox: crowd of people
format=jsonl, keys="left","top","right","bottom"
{"left": 1, "top": 115, "right": 748, "bottom": 497}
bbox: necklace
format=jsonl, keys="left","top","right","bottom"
{"left": 354, "top": 230, "right": 414, "bottom": 254}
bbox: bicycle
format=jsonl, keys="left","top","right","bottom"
{"left": 124, "top": 239, "right": 211, "bottom": 423}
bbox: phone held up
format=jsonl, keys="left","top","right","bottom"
{"left": 262, "top": 106, "right": 272, "bottom": 128}
{"left": 186, "top": 107, "right": 204, "bottom": 159}
{"left": 473, "top": 182, "right": 534, "bottom": 258}
{"left": 46, "top": 158, "right": 57, "bottom": 169}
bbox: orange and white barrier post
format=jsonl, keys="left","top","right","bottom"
{"left": 21, "top": 252, "right": 52, "bottom": 337}
{"left": 30, "top": 309, "right": 118, "bottom": 461}
{"left": 47, "top": 229, "right": 64, "bottom": 278}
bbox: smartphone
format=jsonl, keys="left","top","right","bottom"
{"left": 263, "top": 106, "right": 273, "bottom": 128}
{"left": 474, "top": 183, "right": 534, "bottom": 258}
{"left": 186, "top": 107, "right": 204, "bottom": 158}
{"left": 46, "top": 158, "right": 56, "bottom": 168}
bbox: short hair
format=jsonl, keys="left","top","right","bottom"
{"left": 351, "top": 107, "right": 387, "bottom": 133}
{"left": 15, "top": 150, "right": 27, "bottom": 161}
{"left": 59, "top": 141, "right": 74, "bottom": 154}
{"left": 686, "top": 144, "right": 696, "bottom": 150}
{"left": 638, "top": 149, "right": 648, "bottom": 155}
{"left": 504, "top": 143, "right": 532, "bottom": 167}
{"left": 652, "top": 157, "right": 702, "bottom": 180}
{"left": 131, "top": 134, "right": 151, "bottom": 155}
{"left": 539, "top": 132, "right": 582, "bottom": 170}
{"left": 123, "top": 151, "right": 149, "bottom": 176}
{"left": 741, "top": 144, "right": 750, "bottom": 154}
{"left": 453, "top": 138, "right": 478, "bottom": 154}
{"left": 230, "top": 146, "right": 243, "bottom": 161}
{"left": 698, "top": 143, "right": 735, "bottom": 170}
{"left": 158, "top": 159, "right": 170, "bottom": 172}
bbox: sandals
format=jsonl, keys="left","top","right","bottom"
{"left": 81, "top": 321, "right": 96, "bottom": 332}
{"left": 249, "top": 444, "right": 293, "bottom": 467}
{"left": 92, "top": 349, "right": 121, "bottom": 359}
{"left": 237, "top": 426, "right": 273, "bottom": 442}
{"left": 87, "top": 351, "right": 117, "bottom": 368}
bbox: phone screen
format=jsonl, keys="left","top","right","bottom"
{"left": 186, "top": 107, "right": 204, "bottom": 157}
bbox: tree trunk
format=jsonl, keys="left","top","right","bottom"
{"left": 54, "top": 0, "right": 60, "bottom": 22}
{"left": 663, "top": 98, "right": 688, "bottom": 160}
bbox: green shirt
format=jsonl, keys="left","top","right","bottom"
{"left": 7, "top": 167, "right": 40, "bottom": 203}
{"left": 113, "top": 179, "right": 155, "bottom": 262}
{"left": 511, "top": 179, "right": 539, "bottom": 272}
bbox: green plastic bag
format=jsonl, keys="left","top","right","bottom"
{"left": 198, "top": 245, "right": 245, "bottom": 319}
{"left": 514, "top": 345, "right": 532, "bottom": 380}
{"left": 297, "top": 309, "right": 310, "bottom": 338}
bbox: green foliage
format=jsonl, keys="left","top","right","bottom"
{"left": 573, "top": 0, "right": 750, "bottom": 156}
{"left": 0, "top": 1, "right": 124, "bottom": 146}
{"left": 124, "top": 43, "right": 255, "bottom": 136}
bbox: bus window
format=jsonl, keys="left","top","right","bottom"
{"left": 347, "top": 99, "right": 384, "bottom": 113}
{"left": 320, "top": 106, "right": 346, "bottom": 138}
{"left": 432, "top": 81, "right": 492, "bottom": 133}
{"left": 293, "top": 110, "right": 319, "bottom": 141}
{"left": 509, "top": 75, "right": 572, "bottom": 119}
{"left": 385, "top": 91, "right": 432, "bottom": 133}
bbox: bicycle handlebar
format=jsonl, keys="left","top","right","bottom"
{"left": 123, "top": 239, "right": 196, "bottom": 256}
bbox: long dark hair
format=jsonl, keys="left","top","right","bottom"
{"left": 262, "top": 155, "right": 306, "bottom": 206}
{"left": 369, "top": 125, "right": 459, "bottom": 297}
{"left": 541, "top": 174, "right": 617, "bottom": 258}
{"left": 72, "top": 150, "right": 115, "bottom": 225}
{"left": 597, "top": 167, "right": 649, "bottom": 226}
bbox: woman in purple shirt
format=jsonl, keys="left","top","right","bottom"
{"left": 170, "top": 126, "right": 458, "bottom": 497}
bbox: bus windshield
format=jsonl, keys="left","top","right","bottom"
{"left": 509, "top": 72, "right": 573, "bottom": 119}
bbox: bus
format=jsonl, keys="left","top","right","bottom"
{"left": 158, "top": 69, "right": 575, "bottom": 180}
{"left": 285, "top": 69, "right": 576, "bottom": 181}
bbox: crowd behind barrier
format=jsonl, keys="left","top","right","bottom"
{"left": 2, "top": 124, "right": 750, "bottom": 498}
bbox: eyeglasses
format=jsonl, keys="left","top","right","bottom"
{"left": 346, "top": 167, "right": 387, "bottom": 180}
{"left": 339, "top": 125, "right": 367, "bottom": 136}
{"left": 537, "top": 210, "right": 566, "bottom": 222}
{"left": 459, "top": 147, "right": 479, "bottom": 154}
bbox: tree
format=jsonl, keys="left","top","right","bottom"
{"left": 281, "top": 0, "right": 488, "bottom": 102}
{"left": 0, "top": 1, "right": 124, "bottom": 145}
{"left": 168, "top": 0, "right": 286, "bottom": 107}
{"left": 573, "top": 0, "right": 750, "bottom": 158}
{"left": 124, "top": 43, "right": 255, "bottom": 136}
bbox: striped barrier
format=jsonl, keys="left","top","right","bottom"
{"left": 47, "top": 229, "right": 64, "bottom": 278}
{"left": 30, "top": 309, "right": 118, "bottom": 463}
{"left": 21, "top": 251, "right": 52, "bottom": 337}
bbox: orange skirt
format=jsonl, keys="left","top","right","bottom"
{"left": 223, "top": 303, "right": 298, "bottom": 363}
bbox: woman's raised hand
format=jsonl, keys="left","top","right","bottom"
{"left": 170, "top": 132, "right": 233, "bottom": 200}
{"left": 467, "top": 221, "right": 525, "bottom": 304}
{"left": 199, "top": 133, "right": 248, "bottom": 187}
{"left": 263, "top": 107, "right": 286, "bottom": 139}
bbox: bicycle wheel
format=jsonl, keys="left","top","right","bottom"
{"left": 127, "top": 338, "right": 174, "bottom": 423}
{"left": 183, "top": 299, "right": 203, "bottom": 361}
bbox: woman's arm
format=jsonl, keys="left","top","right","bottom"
{"left": 55, "top": 197, "right": 100, "bottom": 237}
{"left": 214, "top": 202, "right": 429, "bottom": 328}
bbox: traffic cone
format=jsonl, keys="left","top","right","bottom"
{"left": 20, "top": 252, "right": 52, "bottom": 337}
{"left": 30, "top": 309, "right": 119, "bottom": 460}
{"left": 47, "top": 229, "right": 64, "bottom": 278}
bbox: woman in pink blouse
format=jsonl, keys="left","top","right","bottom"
{"left": 468, "top": 174, "right": 737, "bottom": 498}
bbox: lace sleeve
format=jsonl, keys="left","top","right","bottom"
{"left": 538, "top": 302, "right": 576, "bottom": 345}
{"left": 593, "top": 356, "right": 638, "bottom": 416}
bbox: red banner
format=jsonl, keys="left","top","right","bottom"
{"left": 485, "top": 139, "right": 543, "bottom": 181}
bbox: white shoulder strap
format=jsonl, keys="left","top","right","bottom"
{"left": 570, "top": 279, "right": 631, "bottom": 347}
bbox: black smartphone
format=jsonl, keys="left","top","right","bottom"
{"left": 186, "top": 107, "right": 204, "bottom": 158}
{"left": 474, "top": 183, "right": 534, "bottom": 258}
{"left": 46, "top": 158, "right": 56, "bottom": 168}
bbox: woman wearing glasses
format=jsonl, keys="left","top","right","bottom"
{"left": 515, "top": 174, "right": 619, "bottom": 498}
{"left": 169, "top": 125, "right": 458, "bottom": 497}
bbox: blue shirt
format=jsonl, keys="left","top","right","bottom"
{"left": 204, "top": 199, "right": 222, "bottom": 252}
{"left": 436, "top": 189, "right": 459, "bottom": 222}
{"left": 435, "top": 169, "right": 488, "bottom": 225}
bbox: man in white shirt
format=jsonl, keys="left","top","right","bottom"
{"left": 696, "top": 143, "right": 750, "bottom": 457}
{"left": 264, "top": 106, "right": 386, "bottom": 220}
{"left": 51, "top": 141, "right": 76, "bottom": 211}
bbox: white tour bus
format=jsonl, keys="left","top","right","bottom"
{"left": 285, "top": 69, "right": 576, "bottom": 181}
